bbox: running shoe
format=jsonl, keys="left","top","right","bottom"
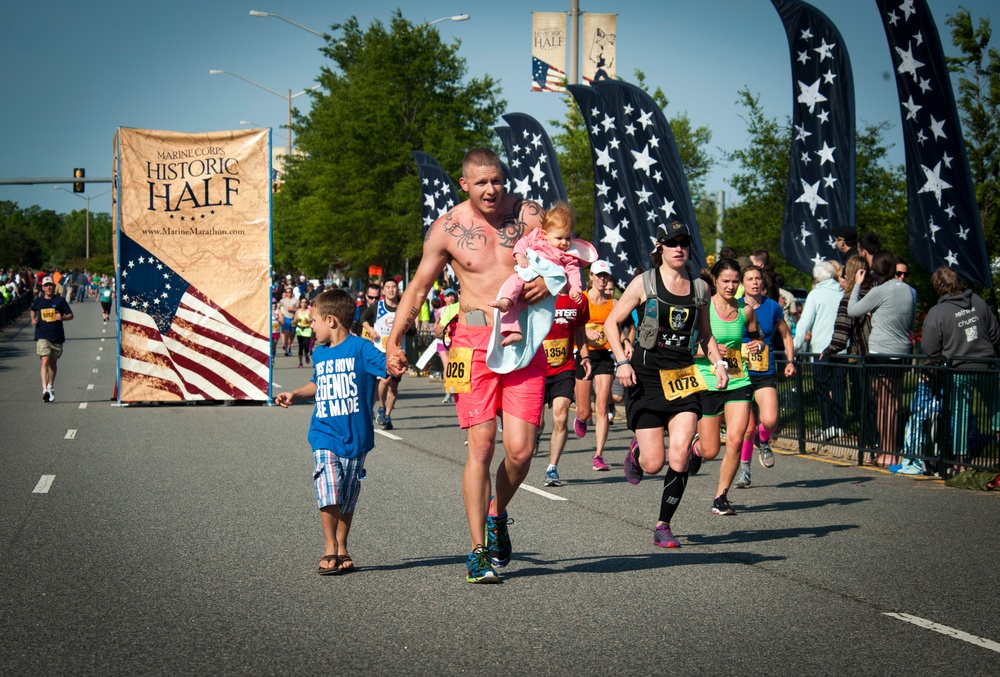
{"left": 712, "top": 493, "right": 737, "bottom": 516}
{"left": 47, "top": 388, "right": 54, "bottom": 403}
{"left": 734, "top": 465, "right": 752, "bottom": 489}
{"left": 441, "top": 393, "right": 453, "bottom": 403}
{"left": 607, "top": 404, "right": 616, "bottom": 423}
{"left": 758, "top": 439, "right": 775, "bottom": 468}
{"left": 653, "top": 524, "right": 681, "bottom": 549}
{"left": 687, "top": 434, "right": 702, "bottom": 475}
{"left": 42, "top": 388, "right": 51, "bottom": 403}
{"left": 544, "top": 466, "right": 562, "bottom": 487}
{"left": 375, "top": 408, "right": 386, "bottom": 425}
{"left": 573, "top": 416, "right": 588, "bottom": 438}
{"left": 486, "top": 511, "right": 513, "bottom": 568}
{"left": 592, "top": 455, "right": 610, "bottom": 471}
{"left": 465, "top": 546, "right": 500, "bottom": 584}
{"left": 623, "top": 436, "right": 643, "bottom": 485}
{"left": 382, "top": 416, "right": 393, "bottom": 431}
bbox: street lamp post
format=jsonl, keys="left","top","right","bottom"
{"left": 422, "top": 14, "right": 470, "bottom": 27}
{"left": 209, "top": 70, "right": 318, "bottom": 160}
{"left": 54, "top": 187, "right": 112, "bottom": 260}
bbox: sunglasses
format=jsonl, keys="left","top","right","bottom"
{"left": 367, "top": 295, "right": 379, "bottom": 300}
{"left": 661, "top": 237, "right": 691, "bottom": 249}
{"left": 895, "top": 271, "right": 910, "bottom": 279}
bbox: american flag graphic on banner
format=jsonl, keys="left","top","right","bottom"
{"left": 772, "top": 0, "right": 856, "bottom": 274}
{"left": 875, "top": 0, "right": 992, "bottom": 288}
{"left": 591, "top": 79, "right": 708, "bottom": 269}
{"left": 118, "top": 233, "right": 270, "bottom": 401}
{"left": 532, "top": 56, "right": 566, "bottom": 93}
{"left": 568, "top": 83, "right": 647, "bottom": 288}
{"left": 412, "top": 151, "right": 459, "bottom": 240}
{"left": 495, "top": 112, "right": 567, "bottom": 209}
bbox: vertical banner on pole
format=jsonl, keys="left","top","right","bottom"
{"left": 114, "top": 128, "right": 273, "bottom": 403}
{"left": 582, "top": 13, "right": 616, "bottom": 82}
{"left": 532, "top": 11, "right": 567, "bottom": 92}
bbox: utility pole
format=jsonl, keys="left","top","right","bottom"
{"left": 568, "top": 0, "right": 581, "bottom": 85}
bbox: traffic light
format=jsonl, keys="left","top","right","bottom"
{"left": 73, "top": 168, "right": 85, "bottom": 193}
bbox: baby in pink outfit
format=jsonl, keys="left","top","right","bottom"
{"left": 489, "top": 202, "right": 597, "bottom": 346}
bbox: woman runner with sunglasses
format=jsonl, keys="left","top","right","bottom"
{"left": 604, "top": 222, "right": 729, "bottom": 548}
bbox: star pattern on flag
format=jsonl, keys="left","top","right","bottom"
{"left": 772, "top": 0, "right": 855, "bottom": 275}
{"left": 876, "top": 0, "right": 991, "bottom": 287}
{"left": 496, "top": 114, "right": 567, "bottom": 210}
{"left": 413, "top": 151, "right": 459, "bottom": 239}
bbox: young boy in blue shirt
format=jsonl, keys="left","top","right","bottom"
{"left": 276, "top": 289, "right": 386, "bottom": 575}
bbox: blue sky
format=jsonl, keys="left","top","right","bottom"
{"left": 0, "top": 0, "right": 995, "bottom": 217}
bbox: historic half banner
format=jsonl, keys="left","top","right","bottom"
{"left": 114, "top": 128, "right": 272, "bottom": 403}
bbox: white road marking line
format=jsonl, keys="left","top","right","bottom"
{"left": 884, "top": 613, "right": 1000, "bottom": 653}
{"left": 519, "top": 484, "right": 567, "bottom": 501}
{"left": 101, "top": 338, "right": 105, "bottom": 342}
{"left": 33, "top": 475, "right": 55, "bottom": 493}
{"left": 64, "top": 429, "right": 77, "bottom": 440}
{"left": 79, "top": 403, "right": 87, "bottom": 410}
{"left": 93, "top": 368, "right": 99, "bottom": 373}
{"left": 99, "top": 347, "right": 103, "bottom": 351}
{"left": 96, "top": 356, "right": 101, "bottom": 360}
{"left": 87, "top": 384, "right": 94, "bottom": 390}
{"left": 375, "top": 429, "right": 402, "bottom": 441}
{"left": 273, "top": 383, "right": 282, "bottom": 389}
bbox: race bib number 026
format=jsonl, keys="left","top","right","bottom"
{"left": 444, "top": 347, "right": 473, "bottom": 394}
{"left": 659, "top": 364, "right": 707, "bottom": 401}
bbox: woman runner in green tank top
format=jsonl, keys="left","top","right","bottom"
{"left": 692, "top": 258, "right": 764, "bottom": 516}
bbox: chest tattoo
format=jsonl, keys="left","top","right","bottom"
{"left": 442, "top": 216, "right": 487, "bottom": 251}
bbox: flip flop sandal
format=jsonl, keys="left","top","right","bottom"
{"left": 317, "top": 554, "right": 341, "bottom": 575}
{"left": 337, "top": 556, "right": 355, "bottom": 574}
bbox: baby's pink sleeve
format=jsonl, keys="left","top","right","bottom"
{"left": 565, "top": 256, "right": 583, "bottom": 294}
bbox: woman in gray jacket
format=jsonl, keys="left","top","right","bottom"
{"left": 848, "top": 250, "right": 916, "bottom": 466}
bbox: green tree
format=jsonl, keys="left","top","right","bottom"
{"left": 275, "top": 10, "right": 505, "bottom": 277}
{"left": 946, "top": 8, "right": 1000, "bottom": 288}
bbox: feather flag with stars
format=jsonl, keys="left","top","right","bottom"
{"left": 412, "top": 151, "right": 459, "bottom": 240}
{"left": 591, "top": 79, "right": 707, "bottom": 269}
{"left": 771, "top": 0, "right": 856, "bottom": 274}
{"left": 875, "top": 0, "right": 991, "bottom": 288}
{"left": 495, "top": 112, "right": 567, "bottom": 209}
{"left": 567, "top": 83, "right": 649, "bottom": 289}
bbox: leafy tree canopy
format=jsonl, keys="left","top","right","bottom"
{"left": 274, "top": 10, "right": 505, "bottom": 278}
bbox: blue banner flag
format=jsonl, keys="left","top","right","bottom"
{"left": 567, "top": 84, "right": 649, "bottom": 288}
{"left": 495, "top": 112, "right": 567, "bottom": 209}
{"left": 875, "top": 0, "right": 992, "bottom": 288}
{"left": 412, "top": 151, "right": 459, "bottom": 240}
{"left": 591, "top": 79, "right": 707, "bottom": 269}
{"left": 771, "top": 0, "right": 856, "bottom": 273}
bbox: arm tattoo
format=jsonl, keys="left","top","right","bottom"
{"left": 442, "top": 216, "right": 487, "bottom": 251}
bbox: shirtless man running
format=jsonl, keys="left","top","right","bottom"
{"left": 386, "top": 148, "right": 547, "bottom": 583}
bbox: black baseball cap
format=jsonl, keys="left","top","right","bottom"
{"left": 656, "top": 222, "right": 692, "bottom": 241}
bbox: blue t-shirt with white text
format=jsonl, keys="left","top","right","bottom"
{"left": 307, "top": 335, "right": 387, "bottom": 458}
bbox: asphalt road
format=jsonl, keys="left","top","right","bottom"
{"left": 1, "top": 298, "right": 998, "bottom": 676}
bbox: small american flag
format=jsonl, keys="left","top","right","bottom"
{"left": 532, "top": 56, "right": 566, "bottom": 92}
{"left": 118, "top": 233, "right": 270, "bottom": 401}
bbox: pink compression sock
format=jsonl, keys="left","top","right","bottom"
{"left": 741, "top": 439, "right": 754, "bottom": 463}
{"left": 758, "top": 423, "right": 772, "bottom": 443}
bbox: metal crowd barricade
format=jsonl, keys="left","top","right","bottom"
{"left": 0, "top": 291, "right": 34, "bottom": 333}
{"left": 772, "top": 352, "right": 999, "bottom": 476}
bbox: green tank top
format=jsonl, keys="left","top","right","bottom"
{"left": 695, "top": 299, "right": 751, "bottom": 391}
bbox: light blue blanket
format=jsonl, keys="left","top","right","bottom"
{"left": 486, "top": 249, "right": 567, "bottom": 374}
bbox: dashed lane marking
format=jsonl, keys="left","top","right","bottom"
{"left": 64, "top": 429, "right": 77, "bottom": 440}
{"left": 885, "top": 613, "right": 1000, "bottom": 653}
{"left": 32, "top": 475, "right": 55, "bottom": 493}
{"left": 519, "top": 484, "right": 568, "bottom": 501}
{"left": 375, "top": 429, "right": 402, "bottom": 441}
{"left": 79, "top": 403, "right": 87, "bottom": 410}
